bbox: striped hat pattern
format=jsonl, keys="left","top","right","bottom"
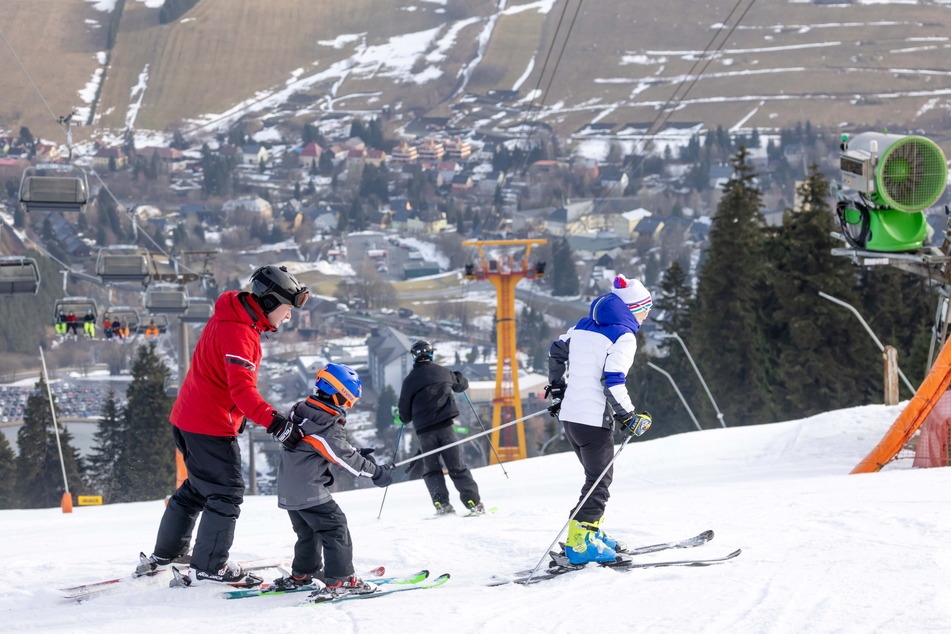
{"left": 612, "top": 275, "right": 652, "bottom": 316}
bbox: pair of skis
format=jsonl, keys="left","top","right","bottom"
{"left": 60, "top": 557, "right": 290, "bottom": 600}
{"left": 222, "top": 567, "right": 449, "bottom": 605}
{"left": 489, "top": 529, "right": 740, "bottom": 586}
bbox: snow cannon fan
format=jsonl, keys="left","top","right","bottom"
{"left": 836, "top": 132, "right": 947, "bottom": 252}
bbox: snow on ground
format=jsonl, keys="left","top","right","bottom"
{"left": 3, "top": 403, "right": 951, "bottom": 632}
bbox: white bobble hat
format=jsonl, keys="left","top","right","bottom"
{"left": 611, "top": 275, "right": 652, "bottom": 315}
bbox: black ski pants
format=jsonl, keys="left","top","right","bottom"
{"left": 287, "top": 500, "right": 353, "bottom": 582}
{"left": 418, "top": 424, "right": 481, "bottom": 508}
{"left": 564, "top": 421, "right": 615, "bottom": 523}
{"left": 153, "top": 427, "right": 244, "bottom": 574}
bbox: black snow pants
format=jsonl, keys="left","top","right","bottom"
{"left": 419, "top": 425, "right": 481, "bottom": 508}
{"left": 563, "top": 421, "right": 615, "bottom": 523}
{"left": 287, "top": 499, "right": 353, "bottom": 582}
{"left": 153, "top": 427, "right": 244, "bottom": 574}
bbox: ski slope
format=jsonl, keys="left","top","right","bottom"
{"left": 2, "top": 403, "right": 950, "bottom": 633}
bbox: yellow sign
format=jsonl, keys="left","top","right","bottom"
{"left": 78, "top": 496, "right": 103, "bottom": 506}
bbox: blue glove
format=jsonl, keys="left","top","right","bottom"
{"left": 267, "top": 413, "right": 303, "bottom": 449}
{"left": 371, "top": 463, "right": 394, "bottom": 488}
{"left": 358, "top": 447, "right": 377, "bottom": 464}
{"left": 616, "top": 411, "right": 652, "bottom": 437}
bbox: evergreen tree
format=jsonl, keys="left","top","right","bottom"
{"left": 113, "top": 344, "right": 175, "bottom": 502}
{"left": 550, "top": 238, "right": 580, "bottom": 296}
{"left": 15, "top": 378, "right": 86, "bottom": 508}
{"left": 769, "top": 164, "right": 880, "bottom": 417}
{"left": 375, "top": 385, "right": 398, "bottom": 440}
{"left": 858, "top": 267, "right": 933, "bottom": 388}
{"left": 516, "top": 305, "right": 552, "bottom": 372}
{"left": 651, "top": 261, "right": 706, "bottom": 433}
{"left": 87, "top": 391, "right": 124, "bottom": 503}
{"left": 0, "top": 433, "right": 17, "bottom": 509}
{"left": 689, "top": 146, "right": 774, "bottom": 425}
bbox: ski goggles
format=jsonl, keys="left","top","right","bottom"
{"left": 267, "top": 283, "right": 310, "bottom": 308}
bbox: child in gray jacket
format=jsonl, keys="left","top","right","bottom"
{"left": 272, "top": 363, "right": 393, "bottom": 597}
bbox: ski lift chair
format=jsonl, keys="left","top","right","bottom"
{"left": 102, "top": 306, "right": 140, "bottom": 336}
{"left": 19, "top": 165, "right": 89, "bottom": 214}
{"left": 53, "top": 296, "right": 98, "bottom": 322}
{"left": 53, "top": 296, "right": 97, "bottom": 337}
{"left": 180, "top": 297, "right": 213, "bottom": 324}
{"left": 0, "top": 256, "right": 40, "bottom": 294}
{"left": 95, "top": 246, "right": 150, "bottom": 284}
{"left": 142, "top": 313, "right": 169, "bottom": 337}
{"left": 144, "top": 283, "right": 189, "bottom": 314}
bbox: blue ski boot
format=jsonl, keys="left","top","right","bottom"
{"left": 594, "top": 517, "right": 628, "bottom": 553}
{"left": 564, "top": 519, "right": 618, "bottom": 564}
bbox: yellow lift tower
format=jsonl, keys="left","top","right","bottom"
{"left": 463, "top": 239, "right": 546, "bottom": 462}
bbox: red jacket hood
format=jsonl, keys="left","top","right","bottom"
{"left": 214, "top": 291, "right": 276, "bottom": 333}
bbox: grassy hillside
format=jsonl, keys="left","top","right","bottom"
{"left": 3, "top": 0, "right": 951, "bottom": 146}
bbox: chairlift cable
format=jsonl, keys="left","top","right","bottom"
{"left": 0, "top": 25, "right": 62, "bottom": 127}
{"left": 1, "top": 23, "right": 203, "bottom": 284}
{"left": 586, "top": 0, "right": 759, "bottom": 218}
{"left": 512, "top": 0, "right": 585, "bottom": 174}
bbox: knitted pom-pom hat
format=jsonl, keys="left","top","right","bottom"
{"left": 611, "top": 274, "right": 652, "bottom": 316}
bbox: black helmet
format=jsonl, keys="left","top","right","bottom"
{"left": 410, "top": 340, "right": 434, "bottom": 363}
{"left": 250, "top": 265, "right": 309, "bottom": 314}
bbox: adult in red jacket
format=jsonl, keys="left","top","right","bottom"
{"left": 140, "top": 265, "right": 309, "bottom": 584}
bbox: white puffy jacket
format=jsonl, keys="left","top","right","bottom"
{"left": 548, "top": 292, "right": 639, "bottom": 428}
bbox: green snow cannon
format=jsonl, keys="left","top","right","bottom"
{"left": 837, "top": 132, "right": 948, "bottom": 252}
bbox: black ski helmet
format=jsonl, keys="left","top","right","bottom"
{"left": 250, "top": 265, "right": 309, "bottom": 314}
{"left": 410, "top": 340, "right": 434, "bottom": 363}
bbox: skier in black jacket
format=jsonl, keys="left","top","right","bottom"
{"left": 398, "top": 340, "right": 485, "bottom": 516}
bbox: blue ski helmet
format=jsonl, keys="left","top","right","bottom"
{"left": 314, "top": 363, "right": 362, "bottom": 409}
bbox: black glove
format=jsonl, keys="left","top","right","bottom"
{"left": 267, "top": 413, "right": 304, "bottom": 449}
{"left": 358, "top": 447, "right": 377, "bottom": 464}
{"left": 371, "top": 463, "right": 394, "bottom": 488}
{"left": 616, "top": 411, "right": 652, "bottom": 437}
{"left": 545, "top": 383, "right": 566, "bottom": 418}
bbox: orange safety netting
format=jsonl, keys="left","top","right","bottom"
{"left": 913, "top": 390, "right": 951, "bottom": 468}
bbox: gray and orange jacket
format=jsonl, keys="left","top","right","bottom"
{"left": 170, "top": 290, "right": 277, "bottom": 436}
{"left": 276, "top": 397, "right": 382, "bottom": 510}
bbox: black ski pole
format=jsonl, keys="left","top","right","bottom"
{"left": 525, "top": 432, "right": 635, "bottom": 584}
{"left": 394, "top": 409, "right": 547, "bottom": 468}
{"left": 376, "top": 418, "right": 407, "bottom": 520}
{"left": 462, "top": 390, "right": 509, "bottom": 478}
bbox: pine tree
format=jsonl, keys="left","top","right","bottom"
{"left": 375, "top": 385, "right": 398, "bottom": 440}
{"left": 87, "top": 391, "right": 124, "bottom": 503}
{"left": 550, "top": 238, "right": 580, "bottom": 296}
{"left": 113, "top": 343, "right": 175, "bottom": 502}
{"left": 650, "top": 260, "right": 707, "bottom": 432}
{"left": 689, "top": 146, "right": 775, "bottom": 425}
{"left": 0, "top": 432, "right": 17, "bottom": 509}
{"left": 858, "top": 267, "right": 933, "bottom": 388}
{"left": 769, "top": 164, "right": 880, "bottom": 417}
{"left": 15, "top": 378, "right": 87, "bottom": 508}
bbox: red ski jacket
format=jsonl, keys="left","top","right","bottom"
{"left": 170, "top": 291, "right": 277, "bottom": 436}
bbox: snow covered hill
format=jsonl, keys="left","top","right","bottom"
{"left": 3, "top": 402, "right": 951, "bottom": 633}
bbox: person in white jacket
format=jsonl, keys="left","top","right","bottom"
{"left": 546, "top": 274, "right": 653, "bottom": 564}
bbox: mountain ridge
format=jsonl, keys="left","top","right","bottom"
{"left": 3, "top": 0, "right": 951, "bottom": 147}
